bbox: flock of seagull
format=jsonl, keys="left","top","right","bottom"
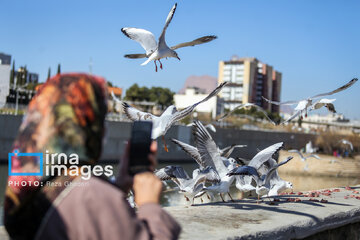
{"left": 115, "top": 3, "right": 358, "bottom": 205}
{"left": 111, "top": 76, "right": 357, "bottom": 205}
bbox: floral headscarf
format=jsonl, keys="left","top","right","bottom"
{"left": 4, "top": 73, "right": 108, "bottom": 239}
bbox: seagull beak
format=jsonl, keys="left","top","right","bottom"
{"left": 177, "top": 56, "right": 181, "bottom": 61}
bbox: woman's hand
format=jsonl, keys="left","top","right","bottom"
{"left": 117, "top": 141, "right": 158, "bottom": 194}
{"left": 133, "top": 171, "right": 162, "bottom": 206}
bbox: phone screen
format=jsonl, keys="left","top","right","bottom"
{"left": 128, "top": 121, "right": 153, "bottom": 176}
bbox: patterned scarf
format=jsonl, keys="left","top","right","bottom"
{"left": 4, "top": 73, "right": 108, "bottom": 239}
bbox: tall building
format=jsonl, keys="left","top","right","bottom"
{"left": 218, "top": 56, "right": 282, "bottom": 113}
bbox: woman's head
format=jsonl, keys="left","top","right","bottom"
{"left": 14, "top": 73, "right": 108, "bottom": 164}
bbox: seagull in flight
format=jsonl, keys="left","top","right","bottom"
{"left": 121, "top": 3, "right": 217, "bottom": 72}
{"left": 111, "top": 82, "right": 228, "bottom": 151}
{"left": 310, "top": 98, "right": 337, "bottom": 113}
{"left": 262, "top": 78, "right": 358, "bottom": 124}
{"left": 288, "top": 149, "right": 320, "bottom": 171}
{"left": 216, "top": 102, "right": 276, "bottom": 125}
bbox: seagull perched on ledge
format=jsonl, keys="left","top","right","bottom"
{"left": 111, "top": 82, "right": 229, "bottom": 151}
{"left": 121, "top": 3, "right": 217, "bottom": 71}
{"left": 262, "top": 78, "right": 358, "bottom": 124}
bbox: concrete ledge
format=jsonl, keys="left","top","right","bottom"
{"left": 1, "top": 186, "right": 359, "bottom": 239}
{"left": 164, "top": 186, "right": 360, "bottom": 240}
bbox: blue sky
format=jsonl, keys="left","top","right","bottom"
{"left": 1, "top": 1, "right": 360, "bottom": 118}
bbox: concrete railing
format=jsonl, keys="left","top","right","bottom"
{"left": 0, "top": 115, "right": 317, "bottom": 163}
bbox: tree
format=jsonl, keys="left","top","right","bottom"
{"left": 9, "top": 60, "right": 15, "bottom": 87}
{"left": 149, "top": 87, "right": 174, "bottom": 109}
{"left": 57, "top": 63, "right": 61, "bottom": 74}
{"left": 47, "top": 67, "right": 51, "bottom": 81}
{"left": 124, "top": 84, "right": 174, "bottom": 108}
{"left": 23, "top": 65, "right": 28, "bottom": 86}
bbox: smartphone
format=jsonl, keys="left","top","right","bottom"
{"left": 128, "top": 121, "right": 153, "bottom": 176}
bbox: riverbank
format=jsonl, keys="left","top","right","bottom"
{"left": 165, "top": 185, "right": 360, "bottom": 240}
{"left": 278, "top": 150, "right": 360, "bottom": 178}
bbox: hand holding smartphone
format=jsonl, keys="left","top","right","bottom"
{"left": 128, "top": 121, "right": 153, "bottom": 176}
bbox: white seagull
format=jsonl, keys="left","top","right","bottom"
{"left": 155, "top": 165, "right": 220, "bottom": 204}
{"left": 217, "top": 102, "right": 276, "bottom": 125}
{"left": 262, "top": 78, "right": 358, "bottom": 124}
{"left": 121, "top": 3, "right": 217, "bottom": 72}
{"left": 172, "top": 138, "right": 246, "bottom": 163}
{"left": 310, "top": 98, "right": 337, "bottom": 113}
{"left": 192, "top": 121, "right": 237, "bottom": 202}
{"left": 231, "top": 142, "right": 284, "bottom": 198}
{"left": 288, "top": 149, "right": 320, "bottom": 171}
{"left": 228, "top": 156, "right": 293, "bottom": 201}
{"left": 258, "top": 158, "right": 293, "bottom": 197}
{"left": 111, "top": 82, "right": 228, "bottom": 151}
{"left": 288, "top": 149, "right": 320, "bottom": 162}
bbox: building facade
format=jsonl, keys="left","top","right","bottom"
{"left": 174, "top": 87, "right": 221, "bottom": 119}
{"left": 218, "top": 56, "right": 282, "bottom": 113}
{"left": 0, "top": 53, "right": 11, "bottom": 107}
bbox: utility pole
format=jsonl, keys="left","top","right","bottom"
{"left": 89, "top": 57, "right": 93, "bottom": 74}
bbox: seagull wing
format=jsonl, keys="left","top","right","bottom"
{"left": 205, "top": 123, "right": 216, "bottom": 133}
{"left": 124, "top": 53, "right": 147, "bottom": 59}
{"left": 158, "top": 3, "right": 177, "bottom": 48}
{"left": 307, "top": 154, "right": 320, "bottom": 160}
{"left": 217, "top": 103, "right": 276, "bottom": 125}
{"left": 227, "top": 166, "right": 260, "bottom": 185}
{"left": 171, "top": 35, "right": 217, "bottom": 50}
{"left": 193, "top": 121, "right": 229, "bottom": 177}
{"left": 155, "top": 166, "right": 176, "bottom": 181}
{"left": 262, "top": 96, "right": 299, "bottom": 105}
{"left": 288, "top": 149, "right": 304, "bottom": 159}
{"left": 171, "top": 138, "right": 205, "bottom": 169}
{"left": 311, "top": 78, "right": 358, "bottom": 99}
{"left": 248, "top": 142, "right": 284, "bottom": 169}
{"left": 311, "top": 98, "right": 336, "bottom": 110}
{"left": 121, "top": 101, "right": 158, "bottom": 122}
{"left": 165, "top": 82, "right": 229, "bottom": 131}
{"left": 264, "top": 157, "right": 293, "bottom": 186}
{"left": 280, "top": 110, "right": 301, "bottom": 124}
{"left": 199, "top": 166, "right": 221, "bottom": 184}
{"left": 220, "top": 144, "right": 247, "bottom": 158}
{"left": 121, "top": 27, "right": 157, "bottom": 55}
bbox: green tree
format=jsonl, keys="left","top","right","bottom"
{"left": 23, "top": 65, "right": 28, "bottom": 86}
{"left": 47, "top": 67, "right": 51, "bottom": 81}
{"left": 124, "top": 84, "right": 174, "bottom": 107}
{"left": 125, "top": 84, "right": 149, "bottom": 102}
{"left": 57, "top": 63, "right": 61, "bottom": 74}
{"left": 149, "top": 87, "right": 174, "bottom": 109}
{"left": 9, "top": 60, "right": 15, "bottom": 87}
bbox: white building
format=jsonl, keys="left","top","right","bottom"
{"left": 0, "top": 53, "right": 11, "bottom": 107}
{"left": 174, "top": 87, "right": 221, "bottom": 119}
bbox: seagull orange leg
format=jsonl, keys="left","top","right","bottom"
{"left": 159, "top": 60, "right": 163, "bottom": 69}
{"left": 162, "top": 135, "right": 169, "bottom": 152}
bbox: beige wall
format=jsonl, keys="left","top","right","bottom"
{"left": 217, "top": 61, "right": 224, "bottom": 98}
